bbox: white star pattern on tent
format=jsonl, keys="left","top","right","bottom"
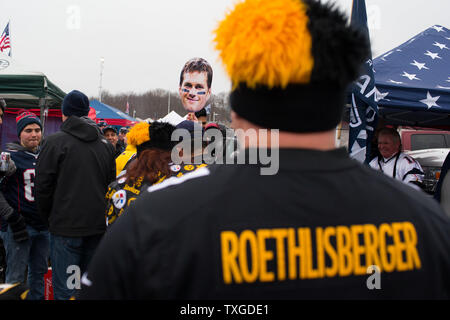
{"left": 420, "top": 91, "right": 440, "bottom": 109}
{"left": 389, "top": 79, "right": 403, "bottom": 84}
{"left": 374, "top": 25, "right": 450, "bottom": 120}
{"left": 425, "top": 50, "right": 442, "bottom": 59}
{"left": 401, "top": 71, "right": 420, "bottom": 81}
{"left": 375, "top": 87, "right": 389, "bottom": 102}
{"left": 433, "top": 42, "right": 449, "bottom": 50}
{"left": 381, "top": 51, "right": 393, "bottom": 61}
{"left": 410, "top": 60, "right": 429, "bottom": 70}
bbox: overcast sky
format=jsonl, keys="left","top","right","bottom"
{"left": 1, "top": 0, "right": 449, "bottom": 98}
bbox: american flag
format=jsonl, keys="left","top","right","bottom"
{"left": 0, "top": 22, "right": 11, "bottom": 57}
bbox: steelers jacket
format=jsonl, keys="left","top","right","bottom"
{"left": 115, "top": 144, "right": 137, "bottom": 177}
{"left": 105, "top": 163, "right": 208, "bottom": 226}
{"left": 80, "top": 148, "right": 450, "bottom": 299}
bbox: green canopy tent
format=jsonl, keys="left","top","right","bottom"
{"left": 0, "top": 53, "right": 66, "bottom": 148}
{"left": 0, "top": 53, "right": 66, "bottom": 108}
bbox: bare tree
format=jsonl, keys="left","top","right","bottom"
{"left": 92, "top": 89, "right": 231, "bottom": 125}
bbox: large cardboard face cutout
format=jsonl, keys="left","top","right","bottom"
{"left": 179, "top": 71, "right": 211, "bottom": 113}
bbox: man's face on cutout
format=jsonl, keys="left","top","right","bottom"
{"left": 179, "top": 71, "right": 211, "bottom": 113}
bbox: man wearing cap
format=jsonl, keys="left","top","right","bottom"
{"left": 35, "top": 90, "right": 116, "bottom": 300}
{"left": 97, "top": 119, "right": 107, "bottom": 131}
{"left": 79, "top": 0, "right": 450, "bottom": 299}
{"left": 102, "top": 126, "right": 124, "bottom": 158}
{"left": 0, "top": 111, "right": 49, "bottom": 300}
{"left": 117, "top": 127, "right": 128, "bottom": 148}
{"left": 173, "top": 120, "right": 209, "bottom": 166}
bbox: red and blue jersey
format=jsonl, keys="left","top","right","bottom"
{"left": 0, "top": 143, "right": 47, "bottom": 231}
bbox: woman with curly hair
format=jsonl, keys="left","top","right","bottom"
{"left": 105, "top": 121, "right": 176, "bottom": 226}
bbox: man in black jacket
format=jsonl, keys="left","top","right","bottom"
{"left": 0, "top": 100, "right": 17, "bottom": 284}
{"left": 79, "top": 0, "right": 450, "bottom": 300}
{"left": 36, "top": 90, "right": 116, "bottom": 300}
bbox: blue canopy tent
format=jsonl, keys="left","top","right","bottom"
{"left": 373, "top": 25, "right": 450, "bottom": 128}
{"left": 89, "top": 99, "right": 137, "bottom": 131}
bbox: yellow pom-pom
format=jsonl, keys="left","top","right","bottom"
{"left": 126, "top": 122, "right": 150, "bottom": 146}
{"left": 214, "top": 0, "right": 313, "bottom": 89}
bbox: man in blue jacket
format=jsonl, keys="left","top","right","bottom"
{"left": 0, "top": 111, "right": 48, "bottom": 300}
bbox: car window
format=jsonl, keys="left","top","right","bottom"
{"left": 411, "top": 134, "right": 448, "bottom": 150}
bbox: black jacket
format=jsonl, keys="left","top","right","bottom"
{"left": 79, "top": 148, "right": 450, "bottom": 299}
{"left": 35, "top": 116, "right": 116, "bottom": 237}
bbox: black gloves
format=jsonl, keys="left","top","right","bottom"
{"left": 7, "top": 214, "right": 29, "bottom": 243}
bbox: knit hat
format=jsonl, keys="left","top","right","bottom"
{"left": 62, "top": 90, "right": 90, "bottom": 117}
{"left": 175, "top": 120, "right": 204, "bottom": 138}
{"left": 126, "top": 121, "right": 176, "bottom": 157}
{"left": 214, "top": 0, "right": 370, "bottom": 132}
{"left": 16, "top": 110, "right": 42, "bottom": 137}
{"left": 102, "top": 126, "right": 117, "bottom": 135}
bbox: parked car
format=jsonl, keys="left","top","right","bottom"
{"left": 405, "top": 148, "right": 450, "bottom": 194}
{"left": 397, "top": 128, "right": 450, "bottom": 194}
{"left": 400, "top": 129, "right": 450, "bottom": 151}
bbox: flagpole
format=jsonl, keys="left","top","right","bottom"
{"left": 168, "top": 92, "right": 170, "bottom": 115}
{"left": 8, "top": 20, "right": 11, "bottom": 58}
{"left": 99, "top": 57, "right": 104, "bottom": 102}
{"left": 0, "top": 21, "right": 12, "bottom": 57}
{"left": 348, "top": 0, "right": 378, "bottom": 164}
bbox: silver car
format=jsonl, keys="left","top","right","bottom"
{"left": 405, "top": 148, "right": 450, "bottom": 194}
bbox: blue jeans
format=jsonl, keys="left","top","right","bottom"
{"left": 50, "top": 234, "right": 103, "bottom": 300}
{"left": 0, "top": 225, "right": 50, "bottom": 300}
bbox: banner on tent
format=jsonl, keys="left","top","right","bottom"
{"left": 348, "top": 0, "right": 378, "bottom": 164}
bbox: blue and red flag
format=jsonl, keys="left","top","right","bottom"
{"left": 348, "top": 0, "right": 378, "bottom": 163}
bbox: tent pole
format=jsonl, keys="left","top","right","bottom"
{"left": 39, "top": 98, "right": 48, "bottom": 137}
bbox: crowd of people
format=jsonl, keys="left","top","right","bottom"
{"left": 0, "top": 0, "right": 449, "bottom": 301}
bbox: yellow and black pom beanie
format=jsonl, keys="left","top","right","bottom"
{"left": 214, "top": 0, "right": 370, "bottom": 132}
{"left": 126, "top": 121, "right": 176, "bottom": 157}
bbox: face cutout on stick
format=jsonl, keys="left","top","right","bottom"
{"left": 179, "top": 71, "right": 211, "bottom": 113}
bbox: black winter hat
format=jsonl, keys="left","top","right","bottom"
{"left": 214, "top": 0, "right": 370, "bottom": 132}
{"left": 62, "top": 90, "right": 90, "bottom": 117}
